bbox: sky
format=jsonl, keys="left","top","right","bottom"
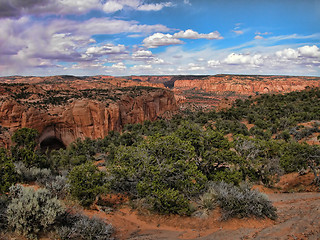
{"left": 0, "top": 0, "right": 320, "bottom": 76}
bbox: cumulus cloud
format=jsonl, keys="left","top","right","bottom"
{"left": 275, "top": 45, "right": 320, "bottom": 60}
{"left": 299, "top": 45, "right": 320, "bottom": 58}
{"left": 103, "top": 1, "right": 124, "bottom": 13}
{"left": 132, "top": 49, "right": 153, "bottom": 60}
{"left": 84, "top": 44, "right": 127, "bottom": 58}
{"left": 184, "top": 0, "right": 192, "bottom": 5}
{"left": 109, "top": 62, "right": 127, "bottom": 70}
{"left": 131, "top": 49, "right": 166, "bottom": 64}
{"left": 143, "top": 33, "right": 183, "bottom": 48}
{"left": 0, "top": 16, "right": 170, "bottom": 74}
{"left": 224, "top": 53, "right": 264, "bottom": 65}
{"left": 143, "top": 29, "right": 223, "bottom": 48}
{"left": 173, "top": 29, "right": 223, "bottom": 39}
{"left": 276, "top": 48, "right": 299, "bottom": 59}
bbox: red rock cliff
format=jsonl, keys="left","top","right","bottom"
{"left": 174, "top": 75, "right": 320, "bottom": 95}
{"left": 0, "top": 88, "right": 177, "bottom": 147}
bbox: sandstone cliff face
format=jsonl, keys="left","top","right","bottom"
{"left": 174, "top": 76, "right": 320, "bottom": 95}
{"left": 0, "top": 88, "right": 177, "bottom": 147}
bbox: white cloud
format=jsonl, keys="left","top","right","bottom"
{"left": 298, "top": 45, "right": 320, "bottom": 58}
{"left": 143, "top": 29, "right": 223, "bottom": 48}
{"left": 207, "top": 60, "right": 220, "bottom": 67}
{"left": 233, "top": 30, "right": 244, "bottom": 35}
{"left": 130, "top": 64, "right": 153, "bottom": 71}
{"left": 184, "top": 0, "right": 192, "bottom": 5}
{"left": 137, "top": 2, "right": 174, "bottom": 11}
{"left": 143, "top": 33, "right": 183, "bottom": 48}
{"left": 110, "top": 62, "right": 127, "bottom": 70}
{"left": 131, "top": 49, "right": 166, "bottom": 64}
{"left": 188, "top": 63, "right": 205, "bottom": 71}
{"left": 173, "top": 29, "right": 223, "bottom": 39}
{"left": 276, "top": 48, "right": 299, "bottom": 59}
{"left": 223, "top": 53, "right": 263, "bottom": 66}
{"left": 85, "top": 44, "right": 127, "bottom": 58}
{"left": 255, "top": 31, "right": 272, "bottom": 35}
{"left": 132, "top": 49, "right": 153, "bottom": 60}
{"left": 103, "top": 1, "right": 124, "bottom": 13}
{"left": 0, "top": 16, "right": 170, "bottom": 75}
{"left": 102, "top": 0, "right": 174, "bottom": 13}
{"left": 254, "top": 35, "right": 264, "bottom": 40}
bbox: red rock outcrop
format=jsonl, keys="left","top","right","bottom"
{"left": 174, "top": 75, "right": 320, "bottom": 95}
{"left": 0, "top": 84, "right": 177, "bottom": 147}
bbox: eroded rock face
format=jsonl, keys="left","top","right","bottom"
{"left": 173, "top": 75, "right": 320, "bottom": 95}
{"left": 0, "top": 86, "right": 177, "bottom": 147}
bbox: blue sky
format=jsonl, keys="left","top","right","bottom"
{"left": 0, "top": 0, "right": 319, "bottom": 76}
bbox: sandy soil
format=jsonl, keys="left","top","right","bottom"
{"left": 81, "top": 190, "right": 320, "bottom": 240}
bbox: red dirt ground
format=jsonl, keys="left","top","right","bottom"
{"left": 79, "top": 172, "right": 320, "bottom": 240}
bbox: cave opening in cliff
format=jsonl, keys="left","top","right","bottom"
{"left": 40, "top": 136, "right": 66, "bottom": 152}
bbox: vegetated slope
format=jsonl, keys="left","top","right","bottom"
{"left": 1, "top": 85, "right": 320, "bottom": 239}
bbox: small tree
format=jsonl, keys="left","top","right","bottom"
{"left": 0, "top": 148, "right": 18, "bottom": 193}
{"left": 68, "top": 162, "right": 107, "bottom": 207}
{"left": 11, "top": 128, "right": 39, "bottom": 150}
{"left": 11, "top": 128, "right": 46, "bottom": 168}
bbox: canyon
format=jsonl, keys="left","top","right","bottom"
{"left": 0, "top": 74, "right": 320, "bottom": 148}
{"left": 0, "top": 77, "right": 176, "bottom": 148}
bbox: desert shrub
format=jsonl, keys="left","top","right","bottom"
{"left": 11, "top": 147, "right": 47, "bottom": 168}
{"left": 146, "top": 188, "right": 191, "bottom": 215}
{"left": 107, "top": 134, "right": 207, "bottom": 215}
{"left": 280, "top": 142, "right": 310, "bottom": 173}
{"left": 0, "top": 148, "right": 18, "bottom": 193}
{"left": 198, "top": 188, "right": 217, "bottom": 211}
{"left": 0, "top": 195, "right": 9, "bottom": 231}
{"left": 233, "top": 135, "right": 282, "bottom": 185}
{"left": 211, "top": 169, "right": 243, "bottom": 185}
{"left": 45, "top": 175, "right": 70, "bottom": 199}
{"left": 210, "top": 182, "right": 277, "bottom": 220}
{"left": 14, "top": 161, "right": 51, "bottom": 183}
{"left": 6, "top": 184, "right": 65, "bottom": 239}
{"left": 57, "top": 211, "right": 113, "bottom": 240}
{"left": 68, "top": 162, "right": 107, "bottom": 207}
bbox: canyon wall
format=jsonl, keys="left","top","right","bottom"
{"left": 0, "top": 88, "right": 177, "bottom": 147}
{"left": 174, "top": 75, "right": 320, "bottom": 95}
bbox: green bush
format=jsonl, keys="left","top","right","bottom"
{"left": 147, "top": 188, "right": 191, "bottom": 215}
{"left": 210, "top": 182, "right": 277, "bottom": 220}
{"left": 68, "top": 162, "right": 107, "bottom": 207}
{"left": 11, "top": 128, "right": 39, "bottom": 150}
{"left": 6, "top": 185, "right": 65, "bottom": 239}
{"left": 0, "top": 195, "right": 9, "bottom": 231}
{"left": 0, "top": 148, "right": 18, "bottom": 193}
